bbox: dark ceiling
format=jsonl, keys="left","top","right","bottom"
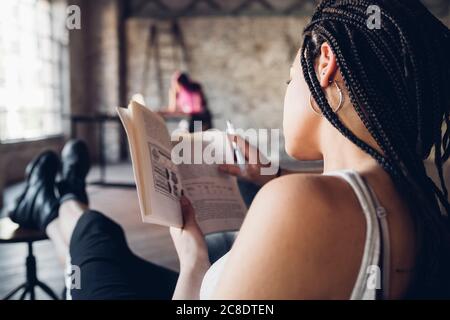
{"left": 125, "top": 0, "right": 450, "bottom": 19}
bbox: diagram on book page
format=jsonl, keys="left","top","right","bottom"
{"left": 148, "top": 142, "right": 181, "bottom": 201}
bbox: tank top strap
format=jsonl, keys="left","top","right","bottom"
{"left": 324, "top": 169, "right": 390, "bottom": 299}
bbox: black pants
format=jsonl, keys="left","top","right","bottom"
{"left": 69, "top": 211, "right": 178, "bottom": 300}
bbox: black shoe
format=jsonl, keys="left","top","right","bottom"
{"left": 58, "top": 139, "right": 90, "bottom": 205}
{"left": 9, "top": 151, "right": 60, "bottom": 230}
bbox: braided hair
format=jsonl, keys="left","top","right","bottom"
{"left": 301, "top": 0, "right": 450, "bottom": 298}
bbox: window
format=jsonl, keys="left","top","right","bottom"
{"left": 0, "top": 0, "right": 69, "bottom": 142}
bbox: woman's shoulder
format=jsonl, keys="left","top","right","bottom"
{"left": 249, "top": 172, "right": 368, "bottom": 241}
{"left": 251, "top": 173, "right": 359, "bottom": 219}
{"left": 246, "top": 171, "right": 367, "bottom": 258}
{"left": 213, "top": 173, "right": 366, "bottom": 298}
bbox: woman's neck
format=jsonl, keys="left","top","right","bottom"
{"left": 319, "top": 125, "right": 381, "bottom": 174}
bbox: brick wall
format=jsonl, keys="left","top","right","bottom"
{"left": 68, "top": 0, "right": 122, "bottom": 162}
{"left": 126, "top": 16, "right": 308, "bottom": 135}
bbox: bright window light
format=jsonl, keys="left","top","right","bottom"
{"left": 0, "top": 0, "right": 69, "bottom": 142}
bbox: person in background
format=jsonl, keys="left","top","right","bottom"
{"left": 162, "top": 72, "right": 212, "bottom": 132}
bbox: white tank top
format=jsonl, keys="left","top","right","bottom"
{"left": 199, "top": 170, "right": 391, "bottom": 300}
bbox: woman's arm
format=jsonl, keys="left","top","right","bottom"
{"left": 170, "top": 196, "right": 210, "bottom": 300}
{"left": 172, "top": 262, "right": 210, "bottom": 300}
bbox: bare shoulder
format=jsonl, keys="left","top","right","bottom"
{"left": 212, "top": 174, "right": 366, "bottom": 299}
{"left": 245, "top": 173, "right": 366, "bottom": 254}
{"left": 249, "top": 173, "right": 359, "bottom": 223}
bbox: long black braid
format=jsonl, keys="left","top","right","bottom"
{"left": 301, "top": 0, "right": 450, "bottom": 298}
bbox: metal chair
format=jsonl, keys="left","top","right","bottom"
{"left": 0, "top": 217, "right": 59, "bottom": 300}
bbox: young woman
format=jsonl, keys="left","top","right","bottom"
{"left": 10, "top": 0, "right": 450, "bottom": 299}
{"left": 163, "top": 72, "right": 212, "bottom": 132}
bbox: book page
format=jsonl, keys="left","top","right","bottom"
{"left": 175, "top": 131, "right": 247, "bottom": 234}
{"left": 116, "top": 107, "right": 148, "bottom": 216}
{"left": 122, "top": 101, "right": 183, "bottom": 228}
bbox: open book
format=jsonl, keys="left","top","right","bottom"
{"left": 117, "top": 100, "right": 247, "bottom": 234}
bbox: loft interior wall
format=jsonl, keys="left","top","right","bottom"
{"left": 124, "top": 0, "right": 315, "bottom": 154}
{"left": 125, "top": 2, "right": 450, "bottom": 152}
{"left": 67, "top": 0, "right": 450, "bottom": 163}
{"left": 69, "top": 0, "right": 316, "bottom": 164}
{"left": 126, "top": 16, "right": 308, "bottom": 133}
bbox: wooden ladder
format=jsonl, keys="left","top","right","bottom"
{"left": 141, "top": 20, "right": 189, "bottom": 107}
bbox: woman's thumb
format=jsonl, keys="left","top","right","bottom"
{"left": 180, "top": 195, "right": 196, "bottom": 226}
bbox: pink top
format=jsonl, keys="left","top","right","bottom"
{"left": 177, "top": 86, "right": 203, "bottom": 114}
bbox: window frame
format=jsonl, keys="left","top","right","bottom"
{"left": 0, "top": 0, "right": 69, "bottom": 144}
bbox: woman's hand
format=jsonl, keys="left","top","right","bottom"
{"left": 170, "top": 196, "right": 210, "bottom": 272}
{"left": 170, "top": 196, "right": 210, "bottom": 300}
{"left": 219, "top": 134, "right": 278, "bottom": 186}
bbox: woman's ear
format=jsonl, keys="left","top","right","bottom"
{"left": 317, "top": 42, "right": 338, "bottom": 88}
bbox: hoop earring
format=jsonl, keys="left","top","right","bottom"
{"left": 309, "top": 81, "right": 344, "bottom": 115}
